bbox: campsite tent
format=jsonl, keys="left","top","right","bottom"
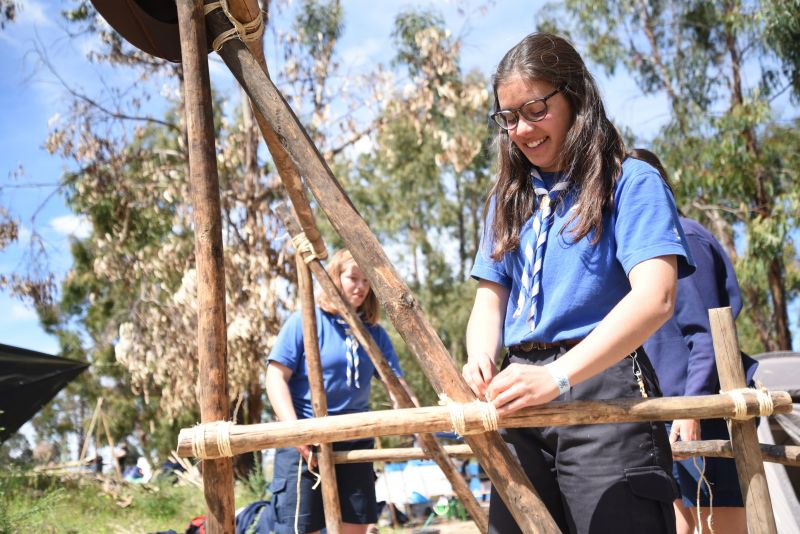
{"left": 0, "top": 343, "right": 89, "bottom": 442}
{"left": 753, "top": 351, "right": 800, "bottom": 532}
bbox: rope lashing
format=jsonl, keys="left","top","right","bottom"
{"left": 440, "top": 395, "right": 499, "bottom": 436}
{"left": 291, "top": 232, "right": 321, "bottom": 263}
{"left": 190, "top": 421, "right": 235, "bottom": 459}
{"left": 203, "top": 0, "right": 265, "bottom": 52}
{"left": 724, "top": 383, "right": 774, "bottom": 420}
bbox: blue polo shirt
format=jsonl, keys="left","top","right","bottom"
{"left": 643, "top": 217, "right": 758, "bottom": 396}
{"left": 267, "top": 308, "right": 403, "bottom": 419}
{"left": 471, "top": 157, "right": 695, "bottom": 347}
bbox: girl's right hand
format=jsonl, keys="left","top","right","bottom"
{"left": 296, "top": 444, "right": 318, "bottom": 468}
{"left": 462, "top": 354, "right": 497, "bottom": 398}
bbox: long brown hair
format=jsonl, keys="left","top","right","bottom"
{"left": 317, "top": 249, "right": 380, "bottom": 324}
{"left": 487, "top": 32, "right": 626, "bottom": 259}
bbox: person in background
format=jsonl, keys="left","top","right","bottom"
{"left": 634, "top": 148, "right": 758, "bottom": 534}
{"left": 266, "top": 249, "right": 415, "bottom": 534}
{"left": 463, "top": 32, "right": 694, "bottom": 533}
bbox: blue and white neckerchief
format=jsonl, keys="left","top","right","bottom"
{"left": 512, "top": 168, "right": 569, "bottom": 331}
{"left": 335, "top": 316, "right": 360, "bottom": 388}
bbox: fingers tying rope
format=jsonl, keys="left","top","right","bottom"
{"left": 440, "top": 395, "right": 499, "bottom": 436}
{"left": 204, "top": 0, "right": 265, "bottom": 52}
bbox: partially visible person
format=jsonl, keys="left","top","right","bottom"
{"left": 634, "top": 148, "right": 758, "bottom": 534}
{"left": 266, "top": 249, "right": 414, "bottom": 534}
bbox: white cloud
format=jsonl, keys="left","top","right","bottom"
{"left": 16, "top": 0, "right": 56, "bottom": 28}
{"left": 50, "top": 214, "right": 92, "bottom": 239}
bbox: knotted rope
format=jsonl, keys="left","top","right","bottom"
{"left": 190, "top": 421, "right": 235, "bottom": 459}
{"left": 440, "top": 395, "right": 499, "bottom": 436}
{"left": 204, "top": 0, "right": 265, "bottom": 52}
{"left": 291, "top": 231, "right": 321, "bottom": 263}
{"left": 725, "top": 383, "right": 774, "bottom": 420}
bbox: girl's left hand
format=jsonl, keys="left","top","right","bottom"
{"left": 487, "top": 363, "right": 560, "bottom": 415}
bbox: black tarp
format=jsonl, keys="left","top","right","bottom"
{"left": 0, "top": 343, "right": 89, "bottom": 442}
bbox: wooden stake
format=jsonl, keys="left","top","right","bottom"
{"left": 176, "top": 1, "right": 235, "bottom": 532}
{"left": 99, "top": 409, "right": 122, "bottom": 478}
{"left": 277, "top": 203, "right": 489, "bottom": 532}
{"left": 79, "top": 398, "right": 102, "bottom": 463}
{"left": 709, "top": 307, "right": 777, "bottom": 534}
{"left": 202, "top": 19, "right": 555, "bottom": 532}
{"left": 296, "top": 254, "right": 342, "bottom": 533}
{"left": 177, "top": 390, "right": 791, "bottom": 458}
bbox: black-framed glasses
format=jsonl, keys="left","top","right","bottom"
{"left": 490, "top": 87, "right": 562, "bottom": 130}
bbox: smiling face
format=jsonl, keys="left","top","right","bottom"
{"left": 339, "top": 260, "right": 370, "bottom": 309}
{"left": 497, "top": 76, "right": 573, "bottom": 172}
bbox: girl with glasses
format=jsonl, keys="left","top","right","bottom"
{"left": 463, "top": 33, "right": 695, "bottom": 533}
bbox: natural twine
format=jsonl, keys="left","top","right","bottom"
{"left": 291, "top": 232, "right": 321, "bottom": 263}
{"left": 440, "top": 395, "right": 499, "bottom": 436}
{"left": 204, "top": 0, "right": 265, "bottom": 52}
{"left": 725, "top": 383, "right": 774, "bottom": 421}
{"left": 190, "top": 421, "right": 235, "bottom": 459}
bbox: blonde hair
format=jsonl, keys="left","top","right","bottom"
{"left": 317, "top": 249, "right": 380, "bottom": 324}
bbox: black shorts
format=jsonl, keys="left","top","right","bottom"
{"left": 269, "top": 438, "right": 378, "bottom": 533}
{"left": 488, "top": 345, "right": 678, "bottom": 534}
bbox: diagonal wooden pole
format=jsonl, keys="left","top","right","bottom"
{"left": 709, "top": 307, "right": 777, "bottom": 534}
{"left": 176, "top": 1, "right": 235, "bottom": 532}
{"left": 277, "top": 203, "right": 489, "bottom": 532}
{"left": 296, "top": 253, "right": 343, "bottom": 533}
{"left": 202, "top": 10, "right": 557, "bottom": 532}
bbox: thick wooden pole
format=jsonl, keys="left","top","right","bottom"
{"left": 709, "top": 307, "right": 777, "bottom": 534}
{"left": 176, "top": 1, "right": 235, "bottom": 532}
{"left": 203, "top": 14, "right": 557, "bottom": 533}
{"left": 296, "top": 254, "right": 343, "bottom": 533}
{"left": 177, "top": 390, "right": 792, "bottom": 457}
{"left": 278, "top": 204, "right": 489, "bottom": 532}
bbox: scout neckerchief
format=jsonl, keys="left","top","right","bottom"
{"left": 335, "top": 316, "right": 360, "bottom": 388}
{"left": 512, "top": 168, "right": 569, "bottom": 331}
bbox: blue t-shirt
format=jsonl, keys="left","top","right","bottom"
{"left": 267, "top": 308, "right": 403, "bottom": 419}
{"left": 643, "top": 217, "right": 758, "bottom": 397}
{"left": 471, "top": 157, "right": 695, "bottom": 347}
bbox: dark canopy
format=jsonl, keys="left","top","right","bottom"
{"left": 0, "top": 343, "right": 89, "bottom": 442}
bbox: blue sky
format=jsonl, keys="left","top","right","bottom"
{"left": 1, "top": 0, "right": 796, "bottom": 355}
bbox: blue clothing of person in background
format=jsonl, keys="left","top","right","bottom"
{"left": 266, "top": 249, "right": 414, "bottom": 534}
{"left": 268, "top": 307, "right": 402, "bottom": 419}
{"left": 645, "top": 217, "right": 757, "bottom": 534}
{"left": 634, "top": 147, "right": 755, "bottom": 534}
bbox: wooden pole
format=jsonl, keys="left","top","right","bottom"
{"left": 296, "top": 253, "right": 343, "bottom": 533}
{"left": 277, "top": 203, "right": 489, "bottom": 532}
{"left": 202, "top": 13, "right": 557, "bottom": 532}
{"left": 334, "top": 441, "right": 800, "bottom": 467}
{"left": 176, "top": 1, "right": 235, "bottom": 532}
{"left": 177, "top": 390, "right": 791, "bottom": 458}
{"left": 99, "top": 409, "right": 123, "bottom": 478}
{"left": 709, "top": 307, "right": 777, "bottom": 534}
{"left": 79, "top": 398, "right": 102, "bottom": 463}
{"left": 673, "top": 440, "right": 800, "bottom": 467}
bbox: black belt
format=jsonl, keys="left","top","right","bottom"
{"left": 510, "top": 338, "right": 583, "bottom": 352}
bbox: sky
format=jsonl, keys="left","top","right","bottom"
{"left": 0, "top": 0, "right": 796, "bottom": 357}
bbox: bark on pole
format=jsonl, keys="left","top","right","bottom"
{"left": 176, "top": 1, "right": 235, "bottom": 532}
{"left": 177, "top": 390, "right": 792, "bottom": 457}
{"left": 709, "top": 307, "right": 777, "bottom": 534}
{"left": 296, "top": 254, "right": 343, "bottom": 533}
{"left": 202, "top": 13, "right": 557, "bottom": 533}
{"left": 277, "top": 204, "right": 489, "bottom": 532}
